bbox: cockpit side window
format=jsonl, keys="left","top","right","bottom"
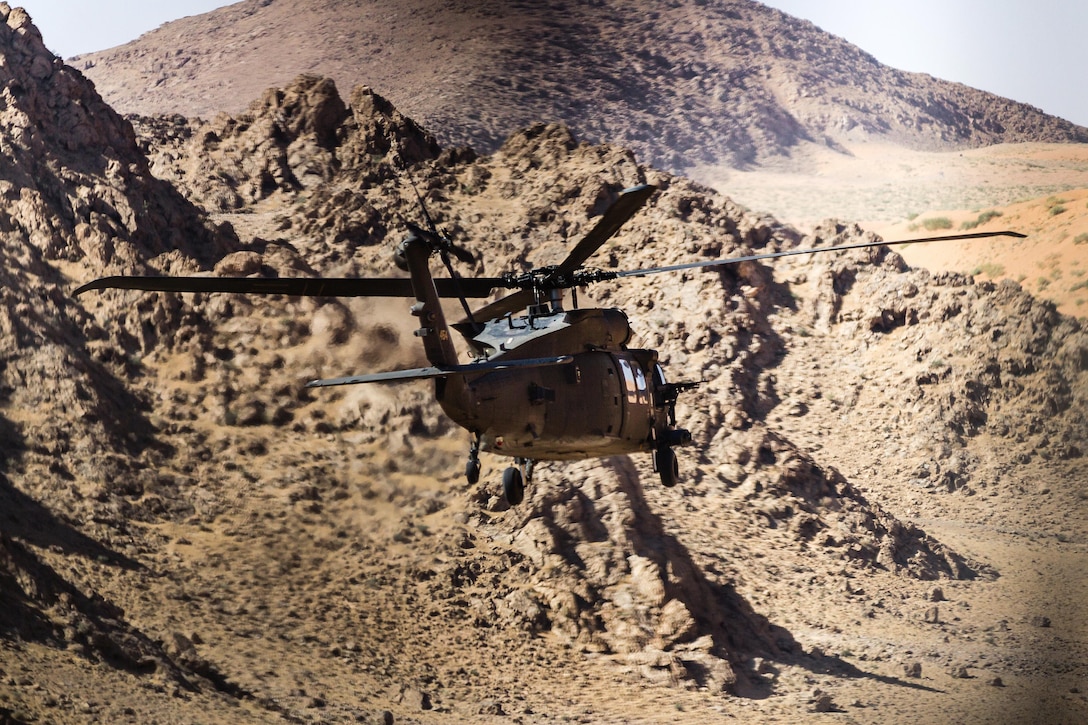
{"left": 618, "top": 358, "right": 650, "bottom": 405}
{"left": 618, "top": 358, "right": 637, "bottom": 403}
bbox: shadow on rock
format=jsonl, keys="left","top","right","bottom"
{"left": 0, "top": 416, "right": 249, "bottom": 698}
{"left": 607, "top": 456, "right": 953, "bottom": 700}
{"left": 0, "top": 415, "right": 140, "bottom": 569}
{"left": 486, "top": 455, "right": 799, "bottom": 695}
{"left": 754, "top": 648, "right": 947, "bottom": 699}
{"left": 606, "top": 456, "right": 798, "bottom": 693}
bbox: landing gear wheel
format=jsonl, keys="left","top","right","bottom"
{"left": 465, "top": 458, "right": 481, "bottom": 485}
{"left": 465, "top": 434, "right": 481, "bottom": 485}
{"left": 502, "top": 466, "right": 525, "bottom": 506}
{"left": 657, "top": 447, "right": 679, "bottom": 488}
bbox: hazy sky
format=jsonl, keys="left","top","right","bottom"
{"left": 759, "top": 0, "right": 1088, "bottom": 127}
{"left": 16, "top": 1, "right": 238, "bottom": 56}
{"left": 14, "top": 0, "right": 1088, "bottom": 127}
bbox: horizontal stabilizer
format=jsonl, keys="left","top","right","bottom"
{"left": 306, "top": 355, "right": 574, "bottom": 387}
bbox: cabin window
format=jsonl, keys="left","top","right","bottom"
{"left": 618, "top": 358, "right": 651, "bottom": 406}
{"left": 618, "top": 359, "right": 637, "bottom": 404}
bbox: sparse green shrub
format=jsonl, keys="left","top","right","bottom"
{"left": 970, "top": 262, "right": 1006, "bottom": 277}
{"left": 1074, "top": 233, "right": 1088, "bottom": 245}
{"left": 1045, "top": 196, "right": 1068, "bottom": 216}
{"left": 922, "top": 217, "right": 953, "bottom": 231}
{"left": 961, "top": 210, "right": 1004, "bottom": 230}
{"left": 1037, "top": 277, "right": 1051, "bottom": 290}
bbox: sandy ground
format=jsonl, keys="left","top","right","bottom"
{"left": 698, "top": 141, "right": 1088, "bottom": 318}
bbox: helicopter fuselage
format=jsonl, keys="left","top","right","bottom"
{"left": 392, "top": 218, "right": 693, "bottom": 479}
{"left": 438, "top": 308, "right": 670, "bottom": 460}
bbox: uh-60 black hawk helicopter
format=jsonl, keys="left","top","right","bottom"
{"left": 76, "top": 184, "right": 1024, "bottom": 505}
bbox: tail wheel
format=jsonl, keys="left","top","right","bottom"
{"left": 502, "top": 466, "right": 525, "bottom": 505}
{"left": 657, "top": 447, "right": 679, "bottom": 488}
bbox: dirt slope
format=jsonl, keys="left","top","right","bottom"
{"left": 1, "top": 10, "right": 1086, "bottom": 725}
{"left": 71, "top": 0, "right": 1087, "bottom": 177}
{"left": 707, "top": 141, "right": 1088, "bottom": 318}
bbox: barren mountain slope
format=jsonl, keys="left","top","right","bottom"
{"left": 71, "top": 0, "right": 1087, "bottom": 175}
{"left": 2, "top": 11, "right": 1087, "bottom": 725}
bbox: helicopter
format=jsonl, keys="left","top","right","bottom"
{"left": 76, "top": 184, "right": 1025, "bottom": 505}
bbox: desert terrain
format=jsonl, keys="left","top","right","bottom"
{"left": 706, "top": 141, "right": 1088, "bottom": 318}
{"left": 1, "top": 3, "right": 1086, "bottom": 725}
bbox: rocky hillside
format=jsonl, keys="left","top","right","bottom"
{"left": 3, "top": 8, "right": 1087, "bottom": 724}
{"left": 0, "top": 3, "right": 230, "bottom": 475}
{"left": 71, "top": 0, "right": 1088, "bottom": 175}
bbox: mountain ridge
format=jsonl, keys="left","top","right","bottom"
{"left": 71, "top": 0, "right": 1088, "bottom": 175}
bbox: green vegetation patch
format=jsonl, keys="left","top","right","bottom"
{"left": 961, "top": 210, "right": 1004, "bottom": 230}
{"left": 1046, "top": 196, "right": 1069, "bottom": 216}
{"left": 921, "top": 216, "right": 953, "bottom": 231}
{"left": 971, "top": 262, "right": 1006, "bottom": 277}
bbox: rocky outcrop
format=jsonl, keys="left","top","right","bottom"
{"left": 0, "top": 3, "right": 222, "bottom": 461}
{"left": 0, "top": 7, "right": 243, "bottom": 700}
{"left": 0, "top": 3, "right": 226, "bottom": 272}
{"left": 3, "top": 9, "right": 1086, "bottom": 714}
{"left": 136, "top": 74, "right": 354, "bottom": 210}
{"left": 770, "top": 220, "right": 1088, "bottom": 494}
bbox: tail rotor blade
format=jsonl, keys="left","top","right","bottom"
{"left": 448, "top": 242, "right": 476, "bottom": 267}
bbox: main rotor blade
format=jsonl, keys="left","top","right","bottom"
{"left": 465, "top": 289, "right": 536, "bottom": 323}
{"left": 453, "top": 183, "right": 658, "bottom": 325}
{"left": 550, "top": 183, "right": 657, "bottom": 280}
{"left": 74, "top": 275, "right": 507, "bottom": 299}
{"left": 614, "top": 230, "right": 1028, "bottom": 280}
